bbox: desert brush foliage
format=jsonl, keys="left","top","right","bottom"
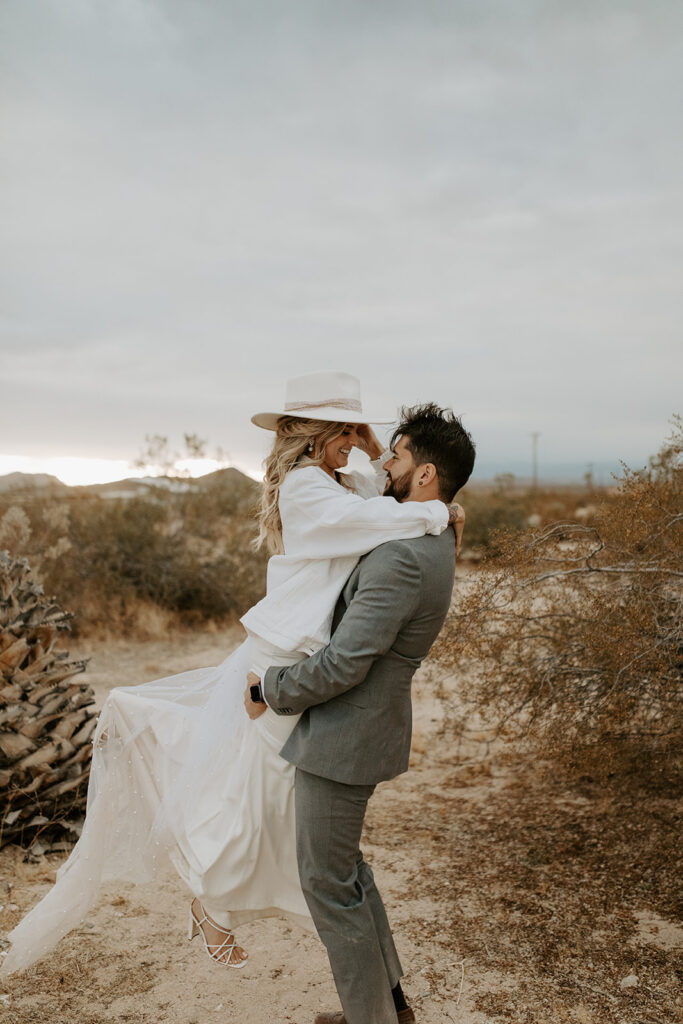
{"left": 435, "top": 418, "right": 682, "bottom": 767}
{"left": 0, "top": 468, "right": 268, "bottom": 637}
{"left": 454, "top": 473, "right": 606, "bottom": 557}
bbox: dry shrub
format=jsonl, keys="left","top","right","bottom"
{"left": 0, "top": 507, "right": 32, "bottom": 552}
{"left": 458, "top": 475, "right": 605, "bottom": 557}
{"left": 435, "top": 418, "right": 682, "bottom": 775}
{"left": 456, "top": 480, "right": 529, "bottom": 555}
{"left": 0, "top": 476, "right": 268, "bottom": 637}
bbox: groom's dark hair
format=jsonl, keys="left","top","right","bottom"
{"left": 391, "top": 403, "right": 476, "bottom": 501}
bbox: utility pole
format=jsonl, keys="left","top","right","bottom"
{"left": 531, "top": 432, "right": 540, "bottom": 490}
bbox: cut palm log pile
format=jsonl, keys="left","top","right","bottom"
{"left": 0, "top": 551, "right": 97, "bottom": 849}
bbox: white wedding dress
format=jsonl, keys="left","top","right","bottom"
{"left": 2, "top": 459, "right": 448, "bottom": 974}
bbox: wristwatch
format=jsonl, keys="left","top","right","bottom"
{"left": 250, "top": 682, "right": 265, "bottom": 704}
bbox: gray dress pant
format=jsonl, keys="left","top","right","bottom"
{"left": 295, "top": 767, "right": 403, "bottom": 1024}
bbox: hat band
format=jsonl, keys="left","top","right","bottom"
{"left": 284, "top": 398, "right": 363, "bottom": 414}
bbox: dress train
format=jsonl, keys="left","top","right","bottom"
{"left": 2, "top": 637, "right": 312, "bottom": 975}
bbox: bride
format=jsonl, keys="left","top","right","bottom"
{"left": 2, "top": 372, "right": 464, "bottom": 974}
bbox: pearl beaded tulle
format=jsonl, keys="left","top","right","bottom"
{"left": 2, "top": 637, "right": 312, "bottom": 974}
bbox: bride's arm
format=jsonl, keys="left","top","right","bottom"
{"left": 355, "top": 424, "right": 467, "bottom": 553}
{"left": 340, "top": 451, "right": 392, "bottom": 500}
{"left": 280, "top": 466, "right": 450, "bottom": 561}
{"left": 340, "top": 429, "right": 466, "bottom": 548}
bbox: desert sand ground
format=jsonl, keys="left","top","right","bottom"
{"left": 1, "top": 628, "right": 680, "bottom": 1024}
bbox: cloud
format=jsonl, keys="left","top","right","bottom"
{"left": 1, "top": 0, "right": 680, "bottom": 475}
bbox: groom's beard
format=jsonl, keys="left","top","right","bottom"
{"left": 384, "top": 468, "right": 413, "bottom": 502}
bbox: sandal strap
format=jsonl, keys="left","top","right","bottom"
{"left": 191, "top": 902, "right": 240, "bottom": 963}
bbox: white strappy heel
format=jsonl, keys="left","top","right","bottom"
{"left": 188, "top": 899, "right": 248, "bottom": 968}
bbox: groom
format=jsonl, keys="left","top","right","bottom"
{"left": 246, "top": 403, "right": 475, "bottom": 1024}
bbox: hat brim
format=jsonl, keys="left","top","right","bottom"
{"left": 251, "top": 408, "right": 395, "bottom": 431}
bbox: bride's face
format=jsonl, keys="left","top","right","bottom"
{"left": 321, "top": 425, "right": 360, "bottom": 476}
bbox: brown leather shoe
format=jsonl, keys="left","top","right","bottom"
{"left": 313, "top": 1009, "right": 415, "bottom": 1024}
{"left": 397, "top": 1009, "right": 416, "bottom": 1024}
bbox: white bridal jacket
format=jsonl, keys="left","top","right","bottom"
{"left": 240, "top": 455, "right": 450, "bottom": 656}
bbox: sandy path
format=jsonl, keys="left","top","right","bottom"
{"left": 0, "top": 629, "right": 485, "bottom": 1024}
{"left": 1, "top": 630, "right": 680, "bottom": 1024}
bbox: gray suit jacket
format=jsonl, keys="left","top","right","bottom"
{"left": 262, "top": 529, "right": 455, "bottom": 785}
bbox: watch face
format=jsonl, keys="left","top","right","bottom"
{"left": 250, "top": 683, "right": 262, "bottom": 703}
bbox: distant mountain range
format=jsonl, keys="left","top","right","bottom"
{"left": 0, "top": 472, "right": 70, "bottom": 494}
{"left": 0, "top": 460, "right": 628, "bottom": 500}
{"left": 0, "top": 468, "right": 260, "bottom": 500}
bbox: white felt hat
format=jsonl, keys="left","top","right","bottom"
{"left": 251, "top": 371, "right": 394, "bottom": 431}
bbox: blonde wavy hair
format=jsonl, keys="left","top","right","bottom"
{"left": 254, "top": 416, "right": 353, "bottom": 555}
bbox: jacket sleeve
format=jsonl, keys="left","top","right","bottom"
{"left": 262, "top": 543, "right": 421, "bottom": 714}
{"left": 280, "top": 467, "right": 448, "bottom": 561}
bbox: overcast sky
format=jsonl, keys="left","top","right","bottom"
{"left": 1, "top": 0, "right": 681, "bottom": 482}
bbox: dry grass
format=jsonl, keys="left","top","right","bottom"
{"left": 1, "top": 647, "right": 681, "bottom": 1023}
{"left": 371, "top": 745, "right": 682, "bottom": 1024}
{"left": 0, "top": 846, "right": 155, "bottom": 1024}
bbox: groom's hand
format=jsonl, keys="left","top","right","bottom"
{"left": 447, "top": 502, "right": 466, "bottom": 556}
{"left": 244, "top": 672, "right": 267, "bottom": 720}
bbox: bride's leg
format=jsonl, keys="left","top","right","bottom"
{"left": 189, "top": 898, "right": 248, "bottom": 966}
{"left": 180, "top": 641, "right": 307, "bottom": 966}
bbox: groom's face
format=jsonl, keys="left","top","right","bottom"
{"left": 382, "top": 436, "right": 418, "bottom": 502}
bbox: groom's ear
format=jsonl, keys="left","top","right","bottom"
{"left": 416, "top": 462, "right": 438, "bottom": 488}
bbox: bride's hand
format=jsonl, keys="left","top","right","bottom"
{"left": 447, "top": 502, "right": 466, "bottom": 557}
{"left": 355, "top": 424, "right": 384, "bottom": 461}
